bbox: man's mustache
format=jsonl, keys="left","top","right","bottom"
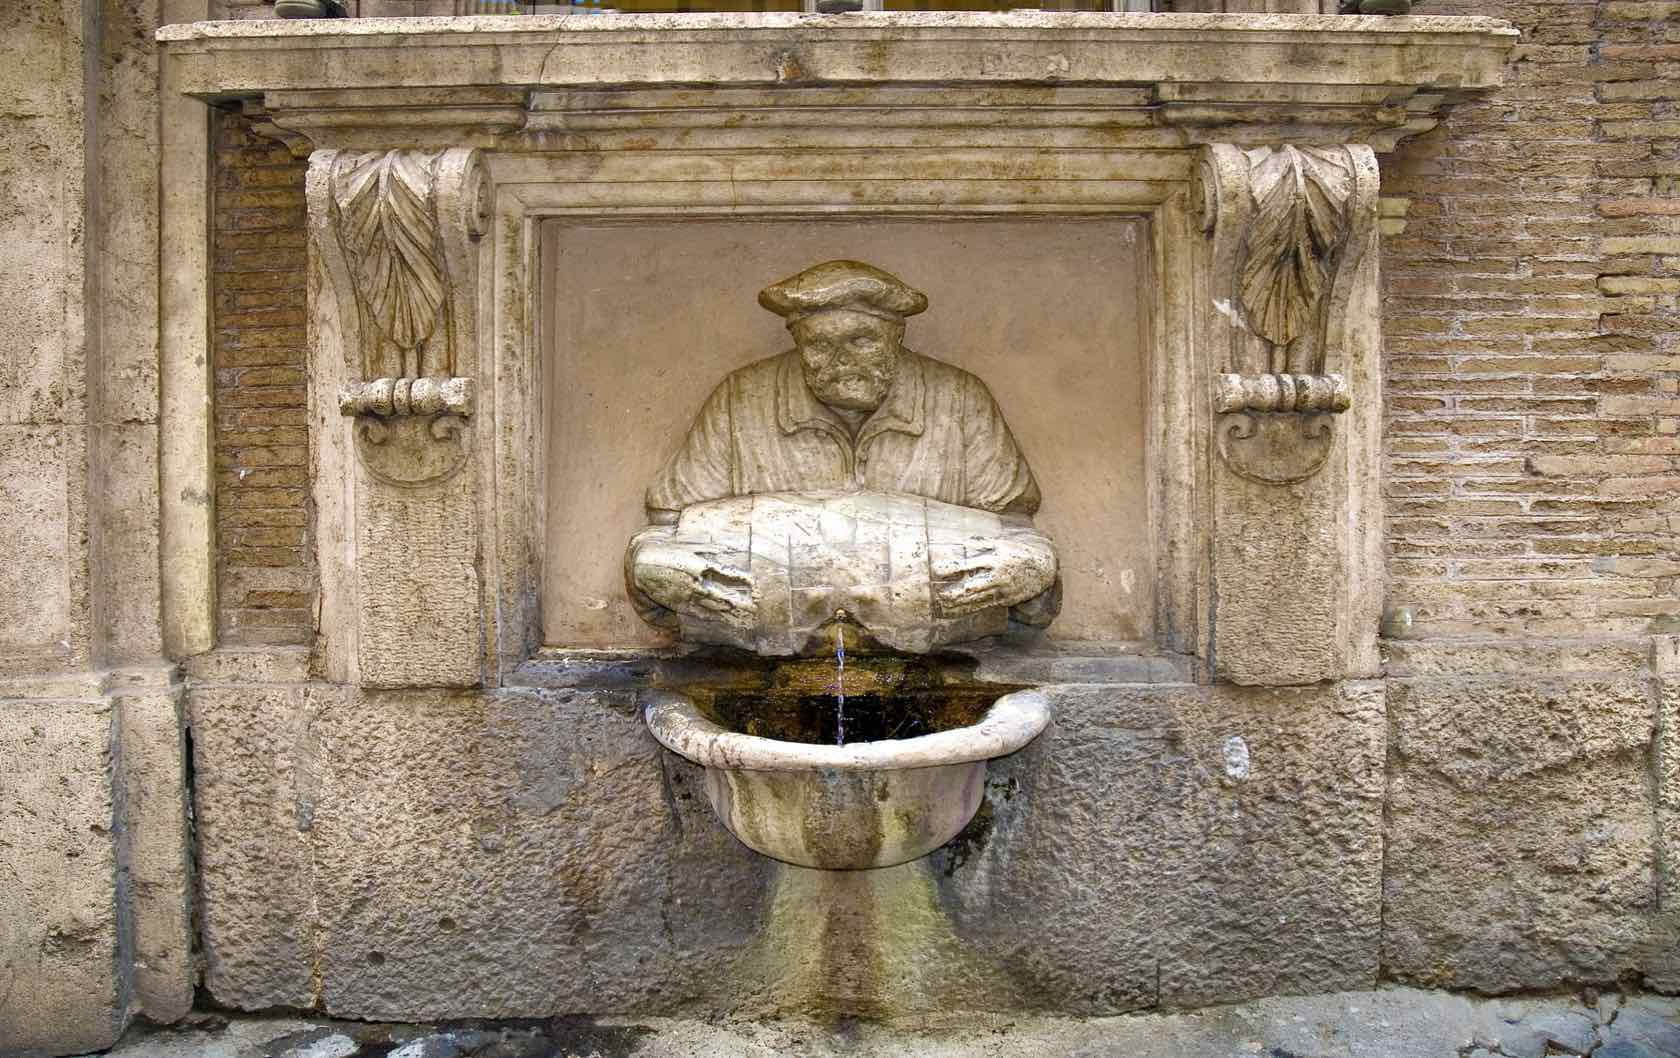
{"left": 812, "top": 367, "right": 890, "bottom": 384}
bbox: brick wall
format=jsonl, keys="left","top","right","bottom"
{"left": 212, "top": 112, "right": 314, "bottom": 646}
{"left": 1380, "top": 0, "right": 1680, "bottom": 639}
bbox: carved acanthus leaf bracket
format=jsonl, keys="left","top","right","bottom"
{"left": 309, "top": 147, "right": 491, "bottom": 486}
{"left": 1198, "top": 142, "right": 1378, "bottom": 485}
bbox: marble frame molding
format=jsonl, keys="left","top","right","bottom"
{"left": 156, "top": 14, "right": 1517, "bottom": 687}
{"left": 319, "top": 141, "right": 1347, "bottom": 688}
{"left": 500, "top": 185, "right": 1202, "bottom": 681}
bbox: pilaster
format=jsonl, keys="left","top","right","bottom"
{"left": 307, "top": 148, "right": 494, "bottom": 688}
{"left": 1198, "top": 142, "right": 1383, "bottom": 685}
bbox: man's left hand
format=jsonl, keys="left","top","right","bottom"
{"left": 930, "top": 534, "right": 1056, "bottom": 617}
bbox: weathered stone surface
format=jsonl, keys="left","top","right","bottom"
{"left": 306, "top": 148, "right": 489, "bottom": 689}
{"left": 937, "top": 681, "right": 1387, "bottom": 1012}
{"left": 188, "top": 680, "right": 1385, "bottom": 1019}
{"left": 159, "top": 15, "right": 1517, "bottom": 129}
{"left": 0, "top": 11, "right": 80, "bottom": 430}
{"left": 114, "top": 676, "right": 196, "bottom": 1024}
{"left": 189, "top": 682, "right": 320, "bottom": 1009}
{"left": 1656, "top": 638, "right": 1680, "bottom": 927}
{"left": 189, "top": 683, "right": 775, "bottom": 1018}
{"left": 1382, "top": 638, "right": 1653, "bottom": 679}
{"left": 0, "top": 426, "right": 74, "bottom": 673}
{"left": 1199, "top": 142, "right": 1381, "bottom": 687}
{"left": 185, "top": 667, "right": 1680, "bottom": 1019}
{"left": 308, "top": 686, "right": 772, "bottom": 1019}
{"left": 0, "top": 699, "right": 122, "bottom": 1054}
{"left": 1384, "top": 676, "right": 1660, "bottom": 992}
{"left": 0, "top": 0, "right": 193, "bottom": 1050}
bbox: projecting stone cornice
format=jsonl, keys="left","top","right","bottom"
{"left": 160, "top": 12, "right": 1515, "bottom": 151}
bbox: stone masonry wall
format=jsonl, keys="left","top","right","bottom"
{"left": 1381, "top": 0, "right": 1680, "bottom": 640}
{"left": 183, "top": 0, "right": 1680, "bottom": 1020}
{"left": 213, "top": 112, "right": 314, "bottom": 646}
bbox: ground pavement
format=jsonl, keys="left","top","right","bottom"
{"left": 80, "top": 987, "right": 1680, "bottom": 1058}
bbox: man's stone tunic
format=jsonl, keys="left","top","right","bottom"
{"left": 646, "top": 348, "right": 1041, "bottom": 520}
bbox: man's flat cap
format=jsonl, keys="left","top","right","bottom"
{"left": 758, "top": 260, "right": 929, "bottom": 323}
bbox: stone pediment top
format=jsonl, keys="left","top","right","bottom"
{"left": 160, "top": 13, "right": 1515, "bottom": 151}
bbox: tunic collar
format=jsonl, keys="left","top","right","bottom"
{"left": 774, "top": 348, "right": 926, "bottom": 445}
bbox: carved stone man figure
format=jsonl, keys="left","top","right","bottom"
{"left": 627, "top": 259, "right": 1059, "bottom": 655}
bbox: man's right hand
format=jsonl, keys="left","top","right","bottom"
{"left": 630, "top": 530, "right": 756, "bottom": 627}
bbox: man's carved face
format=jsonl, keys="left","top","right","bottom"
{"left": 792, "top": 309, "right": 903, "bottom": 413}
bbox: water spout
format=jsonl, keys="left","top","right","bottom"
{"left": 834, "top": 609, "right": 848, "bottom": 746}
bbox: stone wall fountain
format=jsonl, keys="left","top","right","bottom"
{"left": 154, "top": 11, "right": 1518, "bottom": 1023}
{"left": 630, "top": 259, "right": 1059, "bottom": 869}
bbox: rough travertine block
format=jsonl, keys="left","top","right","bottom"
{"left": 1657, "top": 639, "right": 1680, "bottom": 919}
{"left": 1384, "top": 675, "right": 1659, "bottom": 992}
{"left": 189, "top": 682, "right": 320, "bottom": 1009}
{"left": 184, "top": 645, "right": 312, "bottom": 684}
{"left": 194, "top": 679, "right": 1384, "bottom": 1019}
{"left": 938, "top": 681, "right": 1386, "bottom": 1012}
{"left": 0, "top": 427, "right": 73, "bottom": 671}
{"left": 113, "top": 678, "right": 195, "bottom": 1023}
{"left": 0, "top": 18, "right": 79, "bottom": 430}
{"left": 0, "top": 699, "right": 122, "bottom": 1054}
{"left": 1654, "top": 677, "right": 1680, "bottom": 993}
{"left": 1383, "top": 637, "right": 1653, "bottom": 678}
{"left": 306, "top": 686, "right": 770, "bottom": 1019}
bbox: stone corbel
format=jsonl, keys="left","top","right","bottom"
{"left": 1197, "top": 141, "right": 1381, "bottom": 687}
{"left": 307, "top": 147, "right": 492, "bottom": 688}
{"left": 1198, "top": 142, "right": 1377, "bottom": 486}
{"left": 320, "top": 148, "right": 488, "bottom": 487}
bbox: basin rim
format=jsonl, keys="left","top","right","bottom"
{"left": 642, "top": 687, "right": 1049, "bottom": 773}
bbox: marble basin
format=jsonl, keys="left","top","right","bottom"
{"left": 643, "top": 687, "right": 1050, "bottom": 870}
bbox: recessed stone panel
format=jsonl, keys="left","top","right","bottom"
{"left": 542, "top": 217, "right": 1153, "bottom": 650}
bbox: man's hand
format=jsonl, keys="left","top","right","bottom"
{"left": 631, "top": 531, "right": 756, "bottom": 626}
{"left": 930, "top": 533, "right": 1056, "bottom": 618}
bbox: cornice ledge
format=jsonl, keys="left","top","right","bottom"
{"left": 158, "top": 12, "right": 1518, "bottom": 44}
{"left": 160, "top": 13, "right": 1515, "bottom": 153}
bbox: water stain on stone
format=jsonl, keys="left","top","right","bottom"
{"left": 937, "top": 796, "right": 994, "bottom": 878}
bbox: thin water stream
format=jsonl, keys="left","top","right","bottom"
{"left": 834, "top": 612, "right": 847, "bottom": 746}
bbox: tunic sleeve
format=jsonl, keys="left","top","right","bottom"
{"left": 646, "top": 378, "right": 737, "bottom": 520}
{"left": 960, "top": 374, "right": 1041, "bottom": 516}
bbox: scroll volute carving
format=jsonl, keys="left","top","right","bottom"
{"left": 1198, "top": 143, "right": 1377, "bottom": 484}
{"left": 308, "top": 147, "right": 490, "bottom": 486}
